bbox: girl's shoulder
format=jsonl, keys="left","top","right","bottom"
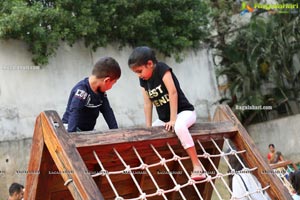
{"left": 155, "top": 62, "right": 172, "bottom": 77}
{"left": 157, "top": 62, "right": 171, "bottom": 69}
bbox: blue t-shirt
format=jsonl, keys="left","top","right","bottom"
{"left": 62, "top": 77, "right": 118, "bottom": 132}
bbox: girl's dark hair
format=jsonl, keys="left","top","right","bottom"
{"left": 92, "top": 57, "right": 121, "bottom": 80}
{"left": 227, "top": 153, "right": 245, "bottom": 190}
{"left": 290, "top": 170, "right": 300, "bottom": 195}
{"left": 128, "top": 46, "right": 157, "bottom": 68}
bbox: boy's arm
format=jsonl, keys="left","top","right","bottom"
{"left": 142, "top": 87, "right": 153, "bottom": 127}
{"left": 67, "top": 109, "right": 80, "bottom": 132}
{"left": 100, "top": 96, "right": 118, "bottom": 129}
{"left": 162, "top": 70, "right": 178, "bottom": 131}
{"left": 67, "top": 89, "right": 87, "bottom": 132}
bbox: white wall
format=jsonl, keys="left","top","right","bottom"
{"left": 0, "top": 40, "right": 220, "bottom": 141}
{"left": 0, "top": 40, "right": 220, "bottom": 199}
{"left": 247, "top": 114, "right": 300, "bottom": 163}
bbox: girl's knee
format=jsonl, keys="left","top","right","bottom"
{"left": 174, "top": 122, "right": 188, "bottom": 134}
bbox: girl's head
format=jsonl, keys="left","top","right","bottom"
{"left": 290, "top": 170, "right": 300, "bottom": 195}
{"left": 128, "top": 46, "right": 158, "bottom": 80}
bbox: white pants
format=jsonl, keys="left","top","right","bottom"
{"left": 152, "top": 110, "right": 196, "bottom": 149}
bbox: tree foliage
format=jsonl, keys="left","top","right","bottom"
{"left": 211, "top": 0, "right": 300, "bottom": 125}
{"left": 0, "top": 0, "right": 209, "bottom": 65}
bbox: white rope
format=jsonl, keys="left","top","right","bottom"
{"left": 93, "top": 151, "right": 122, "bottom": 200}
{"left": 166, "top": 143, "right": 204, "bottom": 200}
{"left": 132, "top": 146, "right": 168, "bottom": 200}
{"left": 89, "top": 137, "right": 273, "bottom": 200}
{"left": 150, "top": 144, "right": 187, "bottom": 200}
{"left": 224, "top": 138, "right": 271, "bottom": 200}
{"left": 113, "top": 148, "right": 145, "bottom": 197}
{"left": 208, "top": 138, "right": 235, "bottom": 197}
{"left": 195, "top": 139, "right": 223, "bottom": 200}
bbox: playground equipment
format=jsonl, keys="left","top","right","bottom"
{"left": 24, "top": 105, "right": 292, "bottom": 199}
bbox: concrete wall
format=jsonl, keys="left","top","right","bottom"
{"left": 0, "top": 139, "right": 32, "bottom": 198}
{"left": 0, "top": 40, "right": 220, "bottom": 198}
{"left": 247, "top": 114, "right": 300, "bottom": 163}
{"left": 0, "top": 40, "right": 219, "bottom": 140}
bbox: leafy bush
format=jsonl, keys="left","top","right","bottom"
{"left": 0, "top": 0, "right": 209, "bottom": 65}
{"left": 212, "top": 0, "right": 300, "bottom": 125}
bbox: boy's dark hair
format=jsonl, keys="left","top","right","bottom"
{"left": 9, "top": 182, "right": 24, "bottom": 196}
{"left": 290, "top": 170, "right": 300, "bottom": 195}
{"left": 92, "top": 57, "right": 121, "bottom": 80}
{"left": 269, "top": 144, "right": 275, "bottom": 148}
{"left": 128, "top": 46, "right": 158, "bottom": 68}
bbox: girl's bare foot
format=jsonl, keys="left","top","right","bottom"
{"left": 191, "top": 167, "right": 206, "bottom": 181}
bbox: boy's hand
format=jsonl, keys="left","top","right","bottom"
{"left": 165, "top": 120, "right": 175, "bottom": 132}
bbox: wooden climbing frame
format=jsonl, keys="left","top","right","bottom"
{"left": 24, "top": 105, "right": 292, "bottom": 200}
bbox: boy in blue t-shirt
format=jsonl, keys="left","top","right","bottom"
{"left": 62, "top": 57, "right": 121, "bottom": 132}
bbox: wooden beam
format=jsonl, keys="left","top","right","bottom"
{"left": 24, "top": 116, "right": 46, "bottom": 199}
{"left": 71, "top": 121, "right": 236, "bottom": 148}
{"left": 41, "top": 111, "right": 104, "bottom": 200}
{"left": 270, "top": 160, "right": 297, "bottom": 171}
{"left": 214, "top": 105, "right": 292, "bottom": 200}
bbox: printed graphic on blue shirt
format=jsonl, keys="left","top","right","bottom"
{"left": 75, "top": 89, "right": 88, "bottom": 100}
{"left": 62, "top": 78, "right": 118, "bottom": 132}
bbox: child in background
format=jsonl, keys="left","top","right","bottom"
{"left": 227, "top": 153, "right": 271, "bottom": 200}
{"left": 8, "top": 182, "right": 24, "bottom": 200}
{"left": 128, "top": 46, "right": 205, "bottom": 180}
{"left": 290, "top": 170, "right": 300, "bottom": 200}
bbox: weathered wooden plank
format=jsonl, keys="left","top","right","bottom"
{"left": 270, "top": 160, "right": 297, "bottom": 170}
{"left": 215, "top": 105, "right": 292, "bottom": 200}
{"left": 27, "top": 106, "right": 290, "bottom": 200}
{"left": 76, "top": 137, "right": 229, "bottom": 173}
{"left": 50, "top": 190, "right": 73, "bottom": 200}
{"left": 70, "top": 121, "right": 236, "bottom": 148}
{"left": 35, "top": 148, "right": 57, "bottom": 200}
{"left": 24, "top": 115, "right": 47, "bottom": 200}
{"left": 41, "top": 111, "right": 104, "bottom": 200}
{"left": 213, "top": 107, "right": 231, "bottom": 122}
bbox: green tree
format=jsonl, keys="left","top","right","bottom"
{"left": 0, "top": 0, "right": 209, "bottom": 65}
{"left": 212, "top": 1, "right": 300, "bottom": 125}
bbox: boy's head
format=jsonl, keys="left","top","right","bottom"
{"left": 92, "top": 57, "right": 121, "bottom": 92}
{"left": 128, "top": 46, "right": 157, "bottom": 80}
{"left": 9, "top": 183, "right": 24, "bottom": 200}
{"left": 290, "top": 170, "right": 300, "bottom": 195}
{"left": 92, "top": 57, "right": 121, "bottom": 80}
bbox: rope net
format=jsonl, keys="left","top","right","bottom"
{"left": 273, "top": 165, "right": 295, "bottom": 194}
{"left": 87, "top": 138, "right": 273, "bottom": 200}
